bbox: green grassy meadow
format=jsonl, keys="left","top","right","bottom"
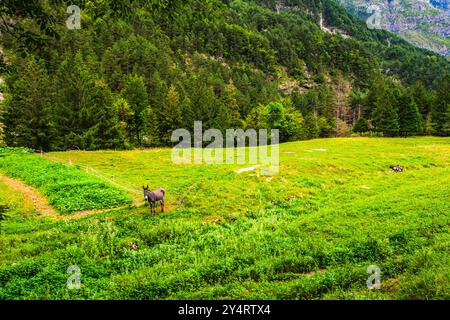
{"left": 0, "top": 137, "right": 449, "bottom": 299}
{"left": 0, "top": 153, "right": 132, "bottom": 213}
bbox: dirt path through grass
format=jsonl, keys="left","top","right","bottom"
{"left": 0, "top": 173, "right": 140, "bottom": 220}
{"left": 0, "top": 173, "right": 57, "bottom": 217}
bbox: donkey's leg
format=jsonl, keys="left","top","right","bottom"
{"left": 161, "top": 200, "right": 165, "bottom": 213}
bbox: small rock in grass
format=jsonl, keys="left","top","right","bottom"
{"left": 234, "top": 165, "right": 261, "bottom": 174}
{"left": 390, "top": 165, "right": 404, "bottom": 173}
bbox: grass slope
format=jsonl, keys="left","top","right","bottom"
{"left": 0, "top": 137, "right": 449, "bottom": 299}
{"left": 0, "top": 154, "right": 132, "bottom": 214}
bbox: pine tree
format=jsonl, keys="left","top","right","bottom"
{"left": 3, "top": 56, "right": 52, "bottom": 150}
{"left": 51, "top": 52, "right": 95, "bottom": 150}
{"left": 410, "top": 81, "right": 433, "bottom": 121}
{"left": 184, "top": 74, "right": 230, "bottom": 131}
{"left": 50, "top": 52, "right": 127, "bottom": 150}
{"left": 373, "top": 100, "right": 400, "bottom": 137}
{"left": 1, "top": 0, "right": 449, "bottom": 150}
{"left": 432, "top": 75, "right": 450, "bottom": 136}
{"left": 223, "top": 79, "right": 243, "bottom": 127}
{"left": 158, "top": 84, "right": 183, "bottom": 145}
{"left": 354, "top": 118, "right": 369, "bottom": 133}
{"left": 303, "top": 112, "right": 320, "bottom": 140}
{"left": 83, "top": 79, "right": 126, "bottom": 150}
{"left": 121, "top": 74, "right": 150, "bottom": 146}
{"left": 114, "top": 97, "right": 134, "bottom": 147}
{"left": 398, "top": 92, "right": 423, "bottom": 137}
{"left": 371, "top": 79, "right": 400, "bottom": 137}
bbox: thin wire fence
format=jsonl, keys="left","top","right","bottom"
{"left": 0, "top": 153, "right": 147, "bottom": 233}
{"left": 41, "top": 153, "right": 143, "bottom": 196}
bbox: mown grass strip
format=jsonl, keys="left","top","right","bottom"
{"left": 0, "top": 153, "right": 132, "bottom": 214}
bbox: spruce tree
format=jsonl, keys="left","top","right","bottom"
{"left": 3, "top": 57, "right": 52, "bottom": 150}
{"left": 83, "top": 80, "right": 126, "bottom": 150}
{"left": 371, "top": 80, "right": 401, "bottom": 137}
{"left": 433, "top": 75, "right": 450, "bottom": 136}
{"left": 398, "top": 92, "right": 423, "bottom": 137}
{"left": 354, "top": 118, "right": 369, "bottom": 133}
{"left": 121, "top": 74, "right": 150, "bottom": 146}
{"left": 411, "top": 81, "right": 433, "bottom": 121}
{"left": 303, "top": 113, "right": 320, "bottom": 140}
{"left": 373, "top": 100, "right": 400, "bottom": 137}
{"left": 114, "top": 97, "right": 134, "bottom": 147}
{"left": 158, "top": 84, "right": 183, "bottom": 145}
{"left": 51, "top": 52, "right": 95, "bottom": 150}
{"left": 223, "top": 80, "right": 243, "bottom": 128}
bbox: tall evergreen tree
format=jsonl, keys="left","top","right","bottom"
{"left": 354, "top": 118, "right": 369, "bottom": 133}
{"left": 302, "top": 112, "right": 320, "bottom": 140}
{"left": 371, "top": 79, "right": 400, "bottom": 137}
{"left": 432, "top": 75, "right": 450, "bottom": 136}
{"left": 121, "top": 74, "right": 150, "bottom": 146}
{"left": 157, "top": 84, "right": 183, "bottom": 145}
{"left": 223, "top": 79, "right": 243, "bottom": 127}
{"left": 82, "top": 79, "right": 126, "bottom": 150}
{"left": 373, "top": 99, "right": 400, "bottom": 137}
{"left": 398, "top": 90, "right": 423, "bottom": 137}
{"left": 3, "top": 57, "right": 52, "bottom": 150}
{"left": 410, "top": 81, "right": 433, "bottom": 121}
{"left": 51, "top": 52, "right": 126, "bottom": 150}
{"left": 52, "top": 52, "right": 97, "bottom": 150}
{"left": 114, "top": 97, "right": 134, "bottom": 147}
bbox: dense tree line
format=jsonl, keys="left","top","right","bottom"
{"left": 0, "top": 0, "right": 448, "bottom": 151}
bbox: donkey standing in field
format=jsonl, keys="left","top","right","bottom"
{"left": 143, "top": 185, "right": 165, "bottom": 213}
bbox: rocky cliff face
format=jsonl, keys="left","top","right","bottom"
{"left": 339, "top": 0, "right": 449, "bottom": 57}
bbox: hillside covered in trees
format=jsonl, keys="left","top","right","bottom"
{"left": 0, "top": 0, "right": 449, "bottom": 151}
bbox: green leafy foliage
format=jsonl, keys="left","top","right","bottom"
{"left": 246, "top": 100, "right": 304, "bottom": 142}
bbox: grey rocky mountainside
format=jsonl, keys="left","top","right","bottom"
{"left": 339, "top": 0, "right": 449, "bottom": 57}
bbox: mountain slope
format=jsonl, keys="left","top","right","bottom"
{"left": 339, "top": 0, "right": 449, "bottom": 57}
{"left": 0, "top": 0, "right": 449, "bottom": 151}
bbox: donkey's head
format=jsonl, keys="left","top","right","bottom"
{"left": 143, "top": 185, "right": 150, "bottom": 200}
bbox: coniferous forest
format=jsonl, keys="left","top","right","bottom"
{"left": 0, "top": 1, "right": 449, "bottom": 303}
{"left": 0, "top": 0, "right": 449, "bottom": 151}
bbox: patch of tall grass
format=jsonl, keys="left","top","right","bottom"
{"left": 0, "top": 155, "right": 132, "bottom": 213}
